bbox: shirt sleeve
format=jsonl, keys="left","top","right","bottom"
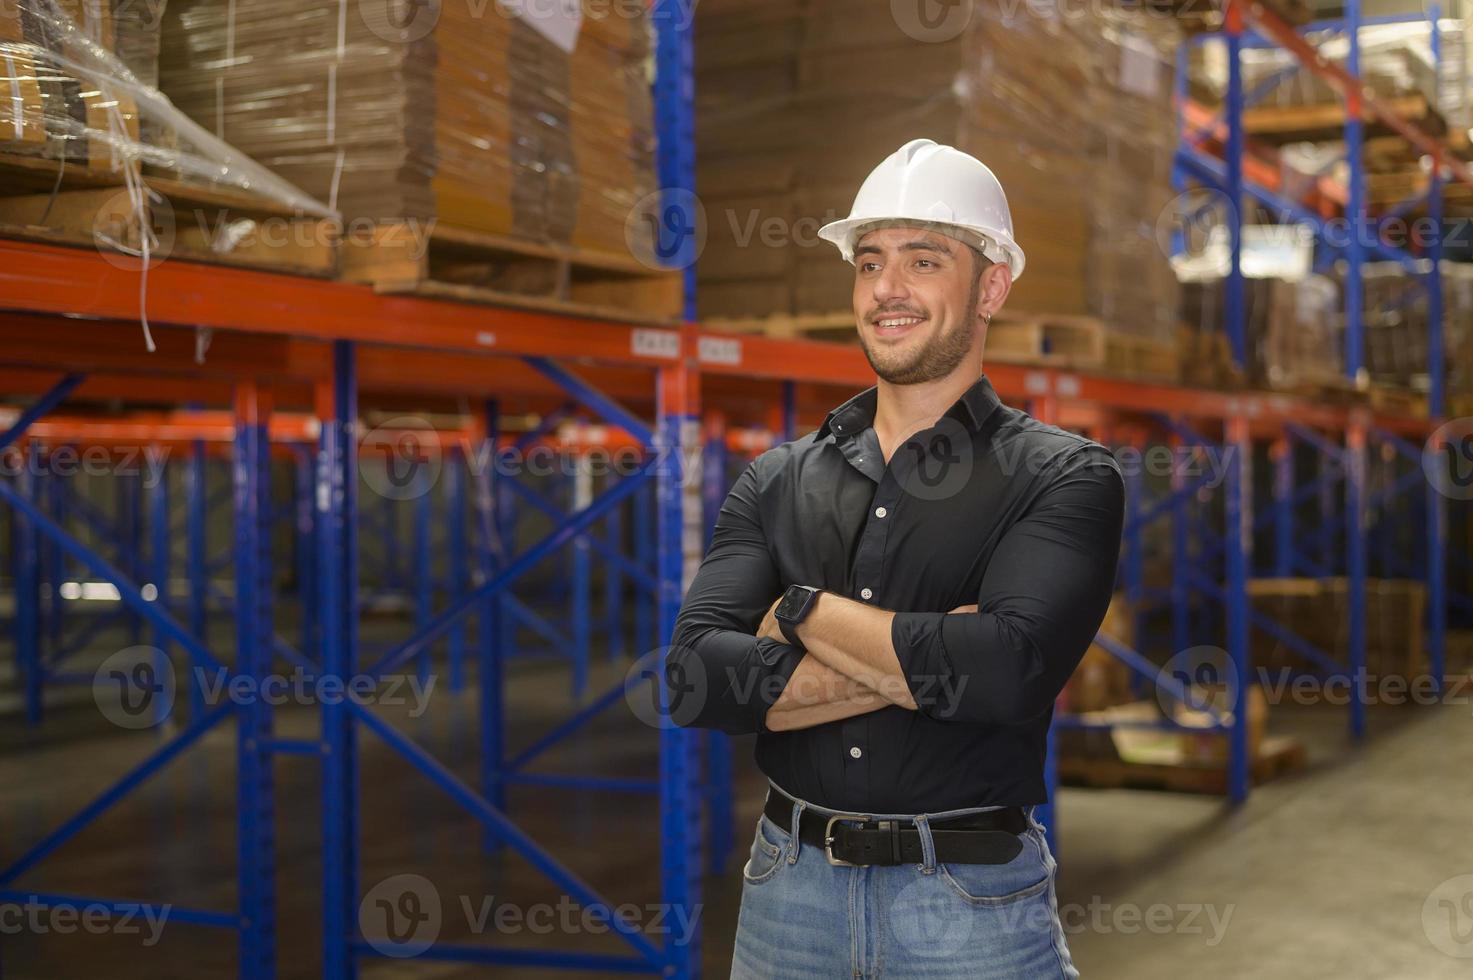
{"left": 890, "top": 445, "right": 1124, "bottom": 726}
{"left": 668, "top": 458, "right": 806, "bottom": 735}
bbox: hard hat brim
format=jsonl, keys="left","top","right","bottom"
{"left": 817, "top": 215, "right": 1026, "bottom": 281}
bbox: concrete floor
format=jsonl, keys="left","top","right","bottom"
{"left": 1, "top": 640, "right": 1470, "bottom": 979}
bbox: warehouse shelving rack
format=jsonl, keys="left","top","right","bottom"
{"left": 0, "top": 2, "right": 1466, "bottom": 978}
{"left": 1129, "top": 0, "right": 1473, "bottom": 803}
{"left": 1, "top": 238, "right": 1450, "bottom": 974}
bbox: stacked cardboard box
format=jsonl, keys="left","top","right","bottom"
{"left": 694, "top": 0, "right": 1181, "bottom": 339}
{"left": 1354, "top": 261, "right": 1473, "bottom": 393}
{"left": 158, "top": 0, "right": 655, "bottom": 256}
{"left": 1179, "top": 274, "right": 1344, "bottom": 390}
{"left": 0, "top": 0, "right": 141, "bottom": 174}
{"left": 1249, "top": 577, "right": 1427, "bottom": 680}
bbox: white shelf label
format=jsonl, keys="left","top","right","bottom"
{"left": 698, "top": 336, "right": 742, "bottom": 366}
{"left": 632, "top": 329, "right": 680, "bottom": 360}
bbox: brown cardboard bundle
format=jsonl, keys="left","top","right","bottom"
{"left": 158, "top": 0, "right": 656, "bottom": 258}
{"left": 694, "top": 0, "right": 1182, "bottom": 340}
{"left": 2, "top": 0, "right": 324, "bottom": 225}
{"left": 1, "top": 0, "right": 139, "bottom": 173}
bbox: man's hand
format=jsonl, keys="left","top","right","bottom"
{"left": 950, "top": 603, "right": 978, "bottom": 614}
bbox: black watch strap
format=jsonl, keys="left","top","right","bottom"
{"left": 778, "top": 617, "right": 806, "bottom": 652}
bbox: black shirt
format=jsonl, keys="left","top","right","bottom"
{"left": 669, "top": 374, "right": 1124, "bottom": 812}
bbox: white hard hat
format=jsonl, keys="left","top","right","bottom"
{"left": 817, "top": 139, "right": 1026, "bottom": 280}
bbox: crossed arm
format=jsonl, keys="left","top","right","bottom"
{"left": 757, "top": 595, "right": 976, "bottom": 731}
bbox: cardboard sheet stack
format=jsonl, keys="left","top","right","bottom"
{"left": 0, "top": 0, "right": 141, "bottom": 175}
{"left": 694, "top": 0, "right": 1182, "bottom": 340}
{"left": 1355, "top": 261, "right": 1473, "bottom": 393}
{"left": 157, "top": 0, "right": 656, "bottom": 257}
{"left": 1179, "top": 261, "right": 1473, "bottom": 396}
{"left": 1, "top": 0, "right": 330, "bottom": 214}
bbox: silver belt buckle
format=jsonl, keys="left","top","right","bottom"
{"left": 823, "top": 813, "right": 875, "bottom": 867}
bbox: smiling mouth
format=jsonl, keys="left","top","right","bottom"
{"left": 870, "top": 314, "right": 927, "bottom": 337}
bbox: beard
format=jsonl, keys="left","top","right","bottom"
{"left": 858, "top": 275, "right": 983, "bottom": 386}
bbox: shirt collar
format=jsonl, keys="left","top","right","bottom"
{"left": 817, "top": 374, "right": 1002, "bottom": 439}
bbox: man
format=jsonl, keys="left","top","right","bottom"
{"left": 669, "top": 139, "right": 1123, "bottom": 978}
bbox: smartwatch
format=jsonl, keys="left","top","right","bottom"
{"left": 774, "top": 585, "right": 823, "bottom": 651}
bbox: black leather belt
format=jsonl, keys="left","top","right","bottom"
{"left": 763, "top": 788, "right": 1028, "bottom": 867}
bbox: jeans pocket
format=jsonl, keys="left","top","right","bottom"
{"left": 937, "top": 831, "right": 1050, "bottom": 906}
{"left": 741, "top": 814, "right": 787, "bottom": 885}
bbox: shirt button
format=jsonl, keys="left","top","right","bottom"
{"left": 849, "top": 746, "right": 862, "bottom": 759}
{"left": 874, "top": 506, "right": 887, "bottom": 519}
{"left": 860, "top": 588, "right": 873, "bottom": 600}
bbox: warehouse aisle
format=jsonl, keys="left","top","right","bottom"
{"left": 1058, "top": 700, "right": 1473, "bottom": 979}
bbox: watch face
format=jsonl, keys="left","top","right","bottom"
{"left": 776, "top": 586, "right": 812, "bottom": 623}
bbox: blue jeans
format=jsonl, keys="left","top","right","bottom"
{"left": 731, "top": 786, "right": 1079, "bottom": 979}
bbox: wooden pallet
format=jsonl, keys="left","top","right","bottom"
{"left": 0, "top": 175, "right": 338, "bottom": 277}
{"left": 984, "top": 313, "right": 1106, "bottom": 370}
{"left": 1243, "top": 94, "right": 1442, "bottom": 144}
{"left": 705, "top": 311, "right": 855, "bottom": 340}
{"left": 340, "top": 222, "right": 684, "bottom": 325}
{"left": 1102, "top": 333, "right": 1179, "bottom": 383}
{"left": 1367, "top": 384, "right": 1428, "bottom": 419}
{"left": 0, "top": 150, "right": 137, "bottom": 193}
{"left": 1059, "top": 735, "right": 1306, "bottom": 795}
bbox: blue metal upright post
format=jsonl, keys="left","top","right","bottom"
{"left": 654, "top": 0, "right": 701, "bottom": 961}
{"left": 1273, "top": 438, "right": 1293, "bottom": 577}
{"left": 477, "top": 400, "right": 506, "bottom": 853}
{"left": 446, "top": 448, "right": 468, "bottom": 692}
{"left": 1225, "top": 7, "right": 1247, "bottom": 369}
{"left": 413, "top": 475, "right": 433, "bottom": 688}
{"left": 572, "top": 440, "right": 592, "bottom": 698}
{"left": 1426, "top": 3, "right": 1448, "bottom": 697}
{"left": 16, "top": 441, "right": 43, "bottom": 725}
{"left": 1346, "top": 418, "right": 1368, "bottom": 739}
{"left": 701, "top": 413, "right": 733, "bottom": 875}
{"left": 1170, "top": 431, "right": 1191, "bottom": 654}
{"left": 233, "top": 383, "right": 277, "bottom": 979}
{"left": 1225, "top": 417, "right": 1252, "bottom": 803}
{"left": 120, "top": 469, "right": 144, "bottom": 646}
{"left": 656, "top": 335, "right": 701, "bottom": 980}
{"left": 185, "top": 441, "right": 208, "bottom": 720}
{"left": 320, "top": 345, "right": 360, "bottom": 980}
{"left": 605, "top": 473, "right": 625, "bottom": 662}
{"left": 634, "top": 478, "right": 654, "bottom": 657}
{"left": 295, "top": 447, "right": 318, "bottom": 664}
{"left": 147, "top": 460, "right": 171, "bottom": 728}
{"left": 1344, "top": 0, "right": 1366, "bottom": 383}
